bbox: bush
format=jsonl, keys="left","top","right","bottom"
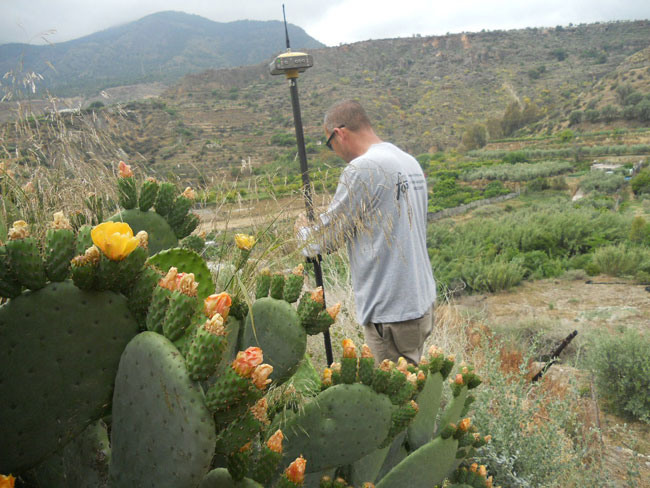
{"left": 569, "top": 110, "right": 583, "bottom": 125}
{"left": 472, "top": 340, "right": 605, "bottom": 487}
{"left": 589, "top": 329, "right": 650, "bottom": 423}
{"left": 592, "top": 244, "right": 649, "bottom": 277}
{"left": 630, "top": 169, "right": 650, "bottom": 195}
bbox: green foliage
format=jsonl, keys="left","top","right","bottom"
{"left": 589, "top": 329, "right": 650, "bottom": 423}
{"left": 631, "top": 168, "right": 650, "bottom": 195}
{"left": 579, "top": 172, "right": 626, "bottom": 194}
{"left": 473, "top": 340, "right": 604, "bottom": 487}
{"left": 462, "top": 124, "right": 488, "bottom": 150}
{"left": 591, "top": 243, "right": 650, "bottom": 277}
{"left": 428, "top": 201, "right": 630, "bottom": 293}
{"left": 462, "top": 161, "right": 573, "bottom": 182}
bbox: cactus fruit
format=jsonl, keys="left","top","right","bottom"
{"left": 341, "top": 339, "right": 358, "bottom": 384}
{"left": 283, "top": 264, "right": 304, "bottom": 303}
{"left": 250, "top": 430, "right": 284, "bottom": 485}
{"left": 177, "top": 212, "right": 200, "bottom": 240}
{"left": 109, "top": 332, "right": 216, "bottom": 487}
{"left": 5, "top": 221, "right": 47, "bottom": 291}
{"left": 116, "top": 161, "right": 137, "bottom": 209}
{"left": 44, "top": 212, "right": 76, "bottom": 282}
{"left": 269, "top": 272, "right": 286, "bottom": 299}
{"left": 277, "top": 456, "right": 307, "bottom": 488}
{"left": 154, "top": 181, "right": 177, "bottom": 217}
{"left": 0, "top": 244, "right": 22, "bottom": 298}
{"left": 297, "top": 287, "right": 325, "bottom": 331}
{"left": 199, "top": 468, "right": 263, "bottom": 488}
{"left": 0, "top": 281, "right": 139, "bottom": 473}
{"left": 215, "top": 398, "right": 270, "bottom": 455}
{"left": 242, "top": 296, "right": 307, "bottom": 384}
{"left": 186, "top": 315, "right": 228, "bottom": 381}
{"left": 126, "top": 265, "right": 162, "bottom": 324}
{"left": 205, "top": 347, "right": 269, "bottom": 422}
{"left": 255, "top": 268, "right": 272, "bottom": 298}
{"left": 138, "top": 177, "right": 159, "bottom": 212}
{"left": 168, "top": 189, "right": 195, "bottom": 235}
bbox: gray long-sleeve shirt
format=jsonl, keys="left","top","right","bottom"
{"left": 315, "top": 142, "right": 436, "bottom": 325}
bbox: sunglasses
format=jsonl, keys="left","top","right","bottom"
{"left": 325, "top": 125, "right": 345, "bottom": 150}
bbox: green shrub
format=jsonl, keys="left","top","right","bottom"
{"left": 631, "top": 169, "right": 650, "bottom": 195}
{"left": 579, "top": 172, "right": 626, "bottom": 194}
{"left": 592, "top": 244, "right": 649, "bottom": 277}
{"left": 589, "top": 329, "right": 650, "bottom": 423}
{"left": 473, "top": 340, "right": 605, "bottom": 487}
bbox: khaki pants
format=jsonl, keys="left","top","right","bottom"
{"left": 363, "top": 306, "right": 434, "bottom": 366}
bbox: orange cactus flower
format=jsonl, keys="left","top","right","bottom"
{"left": 327, "top": 303, "right": 341, "bottom": 321}
{"left": 0, "top": 475, "right": 15, "bottom": 488}
{"left": 478, "top": 465, "right": 488, "bottom": 477}
{"left": 454, "top": 373, "right": 464, "bottom": 385}
{"left": 406, "top": 372, "right": 417, "bottom": 385}
{"left": 361, "top": 344, "right": 374, "bottom": 358}
{"left": 379, "top": 359, "right": 393, "bottom": 372}
{"left": 118, "top": 161, "right": 133, "bottom": 178}
{"left": 330, "top": 362, "right": 341, "bottom": 374}
{"left": 251, "top": 363, "right": 274, "bottom": 389}
{"left": 291, "top": 264, "right": 304, "bottom": 275}
{"left": 310, "top": 286, "right": 324, "bottom": 304}
{"left": 250, "top": 397, "right": 269, "bottom": 425}
{"left": 234, "top": 233, "right": 256, "bottom": 251}
{"left": 342, "top": 339, "right": 356, "bottom": 359}
{"left": 204, "top": 292, "right": 232, "bottom": 320}
{"left": 417, "top": 370, "right": 426, "bottom": 382}
{"left": 458, "top": 417, "right": 472, "bottom": 432}
{"left": 285, "top": 456, "right": 306, "bottom": 484}
{"left": 232, "top": 347, "right": 264, "bottom": 377}
{"left": 159, "top": 267, "right": 179, "bottom": 290}
{"left": 266, "top": 429, "right": 284, "bottom": 453}
{"left": 91, "top": 222, "right": 139, "bottom": 261}
{"left": 322, "top": 367, "right": 333, "bottom": 385}
{"left": 470, "top": 463, "right": 479, "bottom": 472}
{"left": 396, "top": 357, "right": 409, "bottom": 375}
{"left": 181, "top": 186, "right": 196, "bottom": 200}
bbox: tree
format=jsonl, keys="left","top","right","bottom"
{"left": 569, "top": 110, "right": 583, "bottom": 125}
{"left": 462, "top": 124, "right": 488, "bottom": 150}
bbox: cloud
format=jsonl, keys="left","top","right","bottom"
{"left": 1, "top": 0, "right": 648, "bottom": 46}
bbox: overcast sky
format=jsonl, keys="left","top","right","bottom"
{"left": 2, "top": 0, "right": 649, "bottom": 47}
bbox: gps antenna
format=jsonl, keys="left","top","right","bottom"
{"left": 283, "top": 4, "right": 291, "bottom": 50}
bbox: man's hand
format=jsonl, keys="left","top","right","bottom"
{"left": 294, "top": 212, "right": 310, "bottom": 235}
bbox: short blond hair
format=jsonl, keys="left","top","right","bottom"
{"left": 324, "top": 100, "right": 372, "bottom": 132}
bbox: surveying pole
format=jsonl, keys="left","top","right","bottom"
{"left": 269, "top": 6, "right": 334, "bottom": 366}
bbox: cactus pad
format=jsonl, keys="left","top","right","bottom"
{"left": 242, "top": 297, "right": 306, "bottom": 384}
{"left": 109, "top": 332, "right": 216, "bottom": 487}
{"left": 0, "top": 281, "right": 139, "bottom": 473}
{"left": 199, "top": 468, "right": 263, "bottom": 488}
{"left": 110, "top": 209, "right": 178, "bottom": 255}
{"left": 281, "top": 383, "right": 393, "bottom": 472}
{"left": 148, "top": 248, "right": 214, "bottom": 301}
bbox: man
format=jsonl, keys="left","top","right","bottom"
{"left": 296, "top": 100, "right": 436, "bottom": 365}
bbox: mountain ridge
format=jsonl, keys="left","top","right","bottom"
{"left": 0, "top": 11, "right": 325, "bottom": 96}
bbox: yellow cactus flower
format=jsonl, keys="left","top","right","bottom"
{"left": 91, "top": 222, "right": 138, "bottom": 261}
{"left": 8, "top": 220, "right": 29, "bottom": 240}
{"left": 285, "top": 456, "right": 306, "bottom": 484}
{"left": 204, "top": 314, "right": 226, "bottom": 336}
{"left": 118, "top": 161, "right": 133, "bottom": 178}
{"left": 135, "top": 230, "right": 148, "bottom": 249}
{"left": 234, "top": 233, "right": 256, "bottom": 251}
{"left": 0, "top": 475, "right": 15, "bottom": 488}
{"left": 51, "top": 211, "right": 72, "bottom": 230}
{"left": 292, "top": 263, "right": 304, "bottom": 275}
{"left": 266, "top": 429, "right": 284, "bottom": 453}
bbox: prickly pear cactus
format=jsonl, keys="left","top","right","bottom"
{"left": 280, "top": 383, "right": 394, "bottom": 472}
{"left": 109, "top": 331, "right": 217, "bottom": 487}
{"left": 148, "top": 247, "right": 214, "bottom": 300}
{"left": 109, "top": 164, "right": 200, "bottom": 254}
{"left": 242, "top": 297, "right": 307, "bottom": 384}
{"left": 199, "top": 468, "right": 263, "bottom": 488}
{"left": 0, "top": 280, "right": 140, "bottom": 473}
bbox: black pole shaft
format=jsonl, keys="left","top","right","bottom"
{"left": 288, "top": 77, "right": 334, "bottom": 366}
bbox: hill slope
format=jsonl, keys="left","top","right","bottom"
{"left": 0, "top": 11, "right": 324, "bottom": 96}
